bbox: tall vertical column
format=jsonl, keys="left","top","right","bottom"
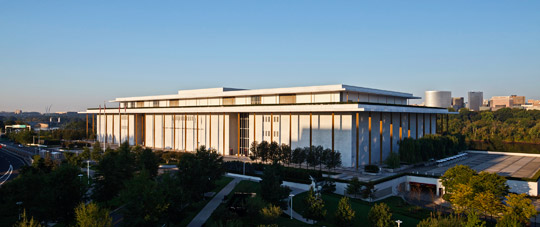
{"left": 423, "top": 113, "right": 425, "bottom": 136}
{"left": 390, "top": 113, "right": 393, "bottom": 153}
{"left": 153, "top": 114, "right": 156, "bottom": 149}
{"left": 379, "top": 112, "right": 383, "bottom": 163}
{"left": 415, "top": 113, "right": 418, "bottom": 139}
{"left": 135, "top": 114, "right": 138, "bottom": 145}
{"left": 253, "top": 113, "right": 256, "bottom": 144}
{"left": 162, "top": 114, "right": 165, "bottom": 150}
{"left": 289, "top": 113, "right": 292, "bottom": 146}
{"left": 355, "top": 112, "right": 359, "bottom": 169}
{"left": 309, "top": 112, "right": 312, "bottom": 149}
{"left": 86, "top": 114, "right": 88, "bottom": 138}
{"left": 237, "top": 113, "right": 240, "bottom": 156}
{"left": 184, "top": 114, "right": 187, "bottom": 151}
{"left": 173, "top": 115, "right": 176, "bottom": 150}
{"left": 332, "top": 112, "right": 335, "bottom": 152}
{"left": 222, "top": 114, "right": 225, "bottom": 155}
{"left": 92, "top": 114, "right": 95, "bottom": 135}
{"left": 407, "top": 113, "right": 411, "bottom": 138}
{"left": 197, "top": 113, "right": 199, "bottom": 149}
{"left": 368, "top": 112, "right": 372, "bottom": 165}
{"left": 399, "top": 113, "right": 402, "bottom": 141}
{"left": 270, "top": 113, "right": 274, "bottom": 143}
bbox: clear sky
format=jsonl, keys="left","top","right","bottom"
{"left": 1, "top": 1, "right": 539, "bottom": 112}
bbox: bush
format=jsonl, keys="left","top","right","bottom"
{"left": 259, "top": 204, "right": 281, "bottom": 221}
{"left": 368, "top": 203, "right": 393, "bottom": 227}
{"left": 364, "top": 165, "right": 380, "bottom": 173}
{"left": 246, "top": 196, "right": 266, "bottom": 216}
{"left": 384, "top": 152, "right": 400, "bottom": 169}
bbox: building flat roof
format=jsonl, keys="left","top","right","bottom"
{"left": 414, "top": 151, "right": 540, "bottom": 180}
{"left": 113, "top": 84, "right": 420, "bottom": 102}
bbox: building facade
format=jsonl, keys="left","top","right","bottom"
{"left": 82, "top": 84, "right": 451, "bottom": 168}
{"left": 468, "top": 91, "right": 483, "bottom": 111}
{"left": 425, "top": 91, "right": 451, "bottom": 108}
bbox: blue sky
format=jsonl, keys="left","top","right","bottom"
{"left": 1, "top": 1, "right": 539, "bottom": 112}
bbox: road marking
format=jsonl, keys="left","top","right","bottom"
{"left": 0, "top": 165, "right": 13, "bottom": 185}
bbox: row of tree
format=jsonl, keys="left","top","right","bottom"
{"left": 249, "top": 141, "right": 343, "bottom": 171}
{"left": 448, "top": 108, "right": 540, "bottom": 143}
{"left": 398, "top": 134, "right": 465, "bottom": 164}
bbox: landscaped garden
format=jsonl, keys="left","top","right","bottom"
{"left": 292, "top": 192, "right": 430, "bottom": 227}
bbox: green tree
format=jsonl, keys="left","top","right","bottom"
{"left": 74, "top": 202, "right": 112, "bottom": 227}
{"left": 292, "top": 147, "right": 306, "bottom": 168}
{"left": 177, "top": 146, "right": 224, "bottom": 200}
{"left": 90, "top": 141, "right": 103, "bottom": 161}
{"left": 80, "top": 147, "right": 91, "bottom": 161}
{"left": 464, "top": 210, "right": 486, "bottom": 227}
{"left": 159, "top": 172, "right": 188, "bottom": 224}
{"left": 259, "top": 204, "right": 281, "bottom": 221}
{"left": 133, "top": 145, "right": 160, "bottom": 178}
{"left": 325, "top": 151, "right": 342, "bottom": 171}
{"left": 441, "top": 165, "right": 476, "bottom": 200}
{"left": 249, "top": 141, "right": 259, "bottom": 162}
{"left": 280, "top": 143, "right": 292, "bottom": 166}
{"left": 260, "top": 162, "right": 291, "bottom": 207}
{"left": 92, "top": 143, "right": 136, "bottom": 204}
{"left": 417, "top": 212, "right": 463, "bottom": 227}
{"left": 45, "top": 163, "right": 86, "bottom": 222}
{"left": 346, "top": 177, "right": 362, "bottom": 198}
{"left": 119, "top": 171, "right": 167, "bottom": 227}
{"left": 368, "top": 203, "right": 393, "bottom": 227}
{"left": 303, "top": 187, "right": 326, "bottom": 222}
{"left": 501, "top": 193, "right": 537, "bottom": 225}
{"left": 14, "top": 210, "right": 42, "bottom": 227}
{"left": 257, "top": 141, "right": 270, "bottom": 163}
{"left": 470, "top": 171, "right": 509, "bottom": 198}
{"left": 335, "top": 196, "right": 355, "bottom": 227}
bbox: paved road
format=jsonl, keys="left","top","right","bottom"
{"left": 187, "top": 178, "right": 241, "bottom": 227}
{"left": 0, "top": 147, "right": 28, "bottom": 184}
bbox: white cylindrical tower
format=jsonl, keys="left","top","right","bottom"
{"left": 425, "top": 91, "right": 451, "bottom": 108}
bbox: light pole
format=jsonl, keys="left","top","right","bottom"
{"left": 289, "top": 194, "right": 295, "bottom": 219}
{"left": 86, "top": 160, "right": 90, "bottom": 185}
{"left": 16, "top": 201, "right": 22, "bottom": 220}
{"left": 78, "top": 173, "right": 83, "bottom": 182}
{"left": 396, "top": 220, "right": 402, "bottom": 227}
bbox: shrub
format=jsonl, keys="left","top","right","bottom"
{"left": 246, "top": 196, "right": 266, "bottom": 216}
{"left": 259, "top": 204, "right": 281, "bottom": 221}
{"left": 364, "top": 165, "right": 380, "bottom": 173}
{"left": 384, "top": 152, "right": 400, "bottom": 169}
{"left": 335, "top": 197, "right": 355, "bottom": 227}
{"left": 368, "top": 203, "right": 393, "bottom": 227}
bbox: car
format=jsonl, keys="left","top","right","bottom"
{"left": 18, "top": 144, "right": 23, "bottom": 148}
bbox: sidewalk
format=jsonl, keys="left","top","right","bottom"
{"left": 187, "top": 178, "right": 241, "bottom": 227}
{"left": 283, "top": 187, "right": 314, "bottom": 224}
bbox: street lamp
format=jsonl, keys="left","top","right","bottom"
{"left": 16, "top": 201, "right": 22, "bottom": 220}
{"left": 86, "top": 160, "right": 90, "bottom": 185}
{"left": 78, "top": 173, "right": 83, "bottom": 182}
{"left": 289, "top": 194, "right": 295, "bottom": 219}
{"left": 396, "top": 220, "right": 402, "bottom": 227}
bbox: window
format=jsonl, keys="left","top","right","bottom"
{"left": 152, "top": 100, "right": 159, "bottom": 107}
{"left": 136, "top": 101, "right": 144, "bottom": 108}
{"left": 251, "top": 96, "right": 261, "bottom": 104}
{"left": 170, "top": 100, "right": 179, "bottom": 107}
{"left": 223, "top": 97, "right": 235, "bottom": 105}
{"left": 279, "top": 94, "right": 296, "bottom": 104}
{"left": 274, "top": 116, "right": 279, "bottom": 122}
{"left": 273, "top": 131, "right": 279, "bottom": 137}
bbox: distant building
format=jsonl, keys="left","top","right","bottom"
{"left": 14, "top": 109, "right": 22, "bottom": 114}
{"left": 490, "top": 95, "right": 527, "bottom": 110}
{"left": 468, "top": 92, "right": 483, "bottom": 111}
{"left": 451, "top": 97, "right": 464, "bottom": 110}
{"left": 511, "top": 95, "right": 526, "bottom": 106}
{"left": 425, "top": 91, "right": 452, "bottom": 108}
{"left": 528, "top": 99, "right": 540, "bottom": 106}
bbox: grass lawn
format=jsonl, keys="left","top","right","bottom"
{"left": 177, "top": 176, "right": 234, "bottom": 226}
{"left": 206, "top": 180, "right": 309, "bottom": 226}
{"left": 293, "top": 192, "right": 430, "bottom": 227}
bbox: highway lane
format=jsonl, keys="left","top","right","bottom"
{"left": 0, "top": 148, "right": 28, "bottom": 184}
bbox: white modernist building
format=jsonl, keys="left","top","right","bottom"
{"left": 82, "top": 84, "right": 451, "bottom": 168}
